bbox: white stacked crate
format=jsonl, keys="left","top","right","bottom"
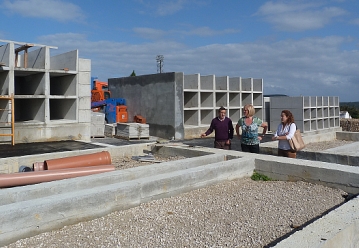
{"left": 90, "top": 112, "right": 105, "bottom": 137}
{"left": 116, "top": 123, "right": 149, "bottom": 139}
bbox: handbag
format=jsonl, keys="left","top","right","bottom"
{"left": 288, "top": 128, "right": 305, "bottom": 152}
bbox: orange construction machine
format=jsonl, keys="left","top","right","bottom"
{"left": 91, "top": 77, "right": 111, "bottom": 103}
{"left": 91, "top": 77, "right": 111, "bottom": 112}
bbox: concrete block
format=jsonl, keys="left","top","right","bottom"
{"left": 91, "top": 124, "right": 105, "bottom": 137}
{"left": 78, "top": 96, "right": 91, "bottom": 109}
{"left": 91, "top": 112, "right": 105, "bottom": 124}
{"left": 78, "top": 58, "right": 91, "bottom": 72}
{"left": 78, "top": 109, "right": 92, "bottom": 123}
{"left": 117, "top": 123, "right": 150, "bottom": 139}
{"left": 78, "top": 71, "right": 91, "bottom": 85}
{"left": 105, "top": 123, "right": 117, "bottom": 137}
{"left": 78, "top": 83, "right": 91, "bottom": 97}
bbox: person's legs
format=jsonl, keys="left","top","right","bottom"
{"left": 241, "top": 143, "right": 250, "bottom": 152}
{"left": 278, "top": 149, "right": 296, "bottom": 158}
{"left": 214, "top": 141, "right": 230, "bottom": 150}
{"left": 249, "top": 144, "right": 260, "bottom": 153}
{"left": 277, "top": 149, "right": 286, "bottom": 157}
{"left": 224, "top": 141, "right": 231, "bottom": 150}
{"left": 287, "top": 150, "right": 296, "bottom": 158}
{"left": 214, "top": 141, "right": 221, "bottom": 148}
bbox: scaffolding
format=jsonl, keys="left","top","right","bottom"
{"left": 0, "top": 94, "right": 15, "bottom": 145}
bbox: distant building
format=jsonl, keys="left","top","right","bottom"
{"left": 340, "top": 111, "right": 352, "bottom": 119}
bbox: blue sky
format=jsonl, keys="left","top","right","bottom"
{"left": 1, "top": 0, "right": 359, "bottom": 101}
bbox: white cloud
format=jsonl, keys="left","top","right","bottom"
{"left": 256, "top": 1, "right": 347, "bottom": 31}
{"left": 183, "top": 27, "right": 239, "bottom": 36}
{"left": 156, "top": 0, "right": 187, "bottom": 16}
{"left": 2, "top": 0, "right": 85, "bottom": 22}
{"left": 38, "top": 33, "right": 359, "bottom": 101}
{"left": 350, "top": 18, "right": 359, "bottom": 26}
{"left": 133, "top": 27, "right": 166, "bottom": 40}
{"left": 132, "top": 26, "right": 240, "bottom": 41}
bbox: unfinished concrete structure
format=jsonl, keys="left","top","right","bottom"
{"left": 109, "top": 73, "right": 341, "bottom": 140}
{"left": 109, "top": 72, "right": 263, "bottom": 140}
{"left": 0, "top": 131, "right": 358, "bottom": 247}
{"left": 268, "top": 96, "right": 340, "bottom": 133}
{"left": 0, "top": 39, "right": 91, "bottom": 144}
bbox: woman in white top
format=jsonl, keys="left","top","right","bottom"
{"left": 272, "top": 110, "right": 297, "bottom": 158}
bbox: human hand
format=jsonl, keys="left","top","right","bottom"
{"left": 201, "top": 133, "right": 206, "bottom": 138}
{"left": 258, "top": 136, "right": 262, "bottom": 141}
{"left": 225, "top": 139, "right": 231, "bottom": 145}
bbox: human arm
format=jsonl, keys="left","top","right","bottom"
{"left": 235, "top": 124, "right": 241, "bottom": 140}
{"left": 260, "top": 122, "right": 268, "bottom": 137}
{"left": 285, "top": 123, "right": 296, "bottom": 139}
{"left": 272, "top": 124, "right": 280, "bottom": 141}
{"left": 228, "top": 119, "right": 234, "bottom": 140}
{"left": 201, "top": 120, "right": 214, "bottom": 138}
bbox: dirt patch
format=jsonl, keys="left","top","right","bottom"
{"left": 112, "top": 155, "right": 186, "bottom": 170}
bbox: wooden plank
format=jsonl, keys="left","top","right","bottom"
{"left": 14, "top": 44, "right": 34, "bottom": 53}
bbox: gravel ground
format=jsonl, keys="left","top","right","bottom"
{"left": 3, "top": 140, "right": 352, "bottom": 248}
{"left": 302, "top": 139, "right": 354, "bottom": 152}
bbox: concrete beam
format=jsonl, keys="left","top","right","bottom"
{"left": 254, "top": 157, "right": 359, "bottom": 194}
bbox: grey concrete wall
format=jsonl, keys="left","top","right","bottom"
{"left": 109, "top": 72, "right": 184, "bottom": 140}
{"left": 270, "top": 96, "right": 304, "bottom": 132}
{"left": 254, "top": 157, "right": 359, "bottom": 194}
{"left": 336, "top": 131, "right": 359, "bottom": 141}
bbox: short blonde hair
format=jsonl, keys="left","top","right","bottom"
{"left": 244, "top": 104, "right": 255, "bottom": 117}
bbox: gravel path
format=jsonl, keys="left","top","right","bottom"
{"left": 3, "top": 139, "right": 352, "bottom": 248}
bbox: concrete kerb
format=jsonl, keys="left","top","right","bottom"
{"left": 0, "top": 155, "right": 254, "bottom": 247}
{"left": 0, "top": 153, "right": 228, "bottom": 205}
{"left": 254, "top": 156, "right": 359, "bottom": 194}
{"left": 0, "top": 142, "right": 155, "bottom": 174}
{"left": 274, "top": 195, "right": 359, "bottom": 248}
{"left": 260, "top": 132, "right": 359, "bottom": 166}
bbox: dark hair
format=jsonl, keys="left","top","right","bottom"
{"left": 281, "top": 110, "right": 295, "bottom": 124}
{"left": 218, "top": 106, "right": 226, "bottom": 112}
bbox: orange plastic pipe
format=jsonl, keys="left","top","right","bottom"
{"left": 33, "top": 162, "right": 45, "bottom": 171}
{"left": 44, "top": 151, "right": 112, "bottom": 170}
{"left": 0, "top": 165, "right": 115, "bottom": 188}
